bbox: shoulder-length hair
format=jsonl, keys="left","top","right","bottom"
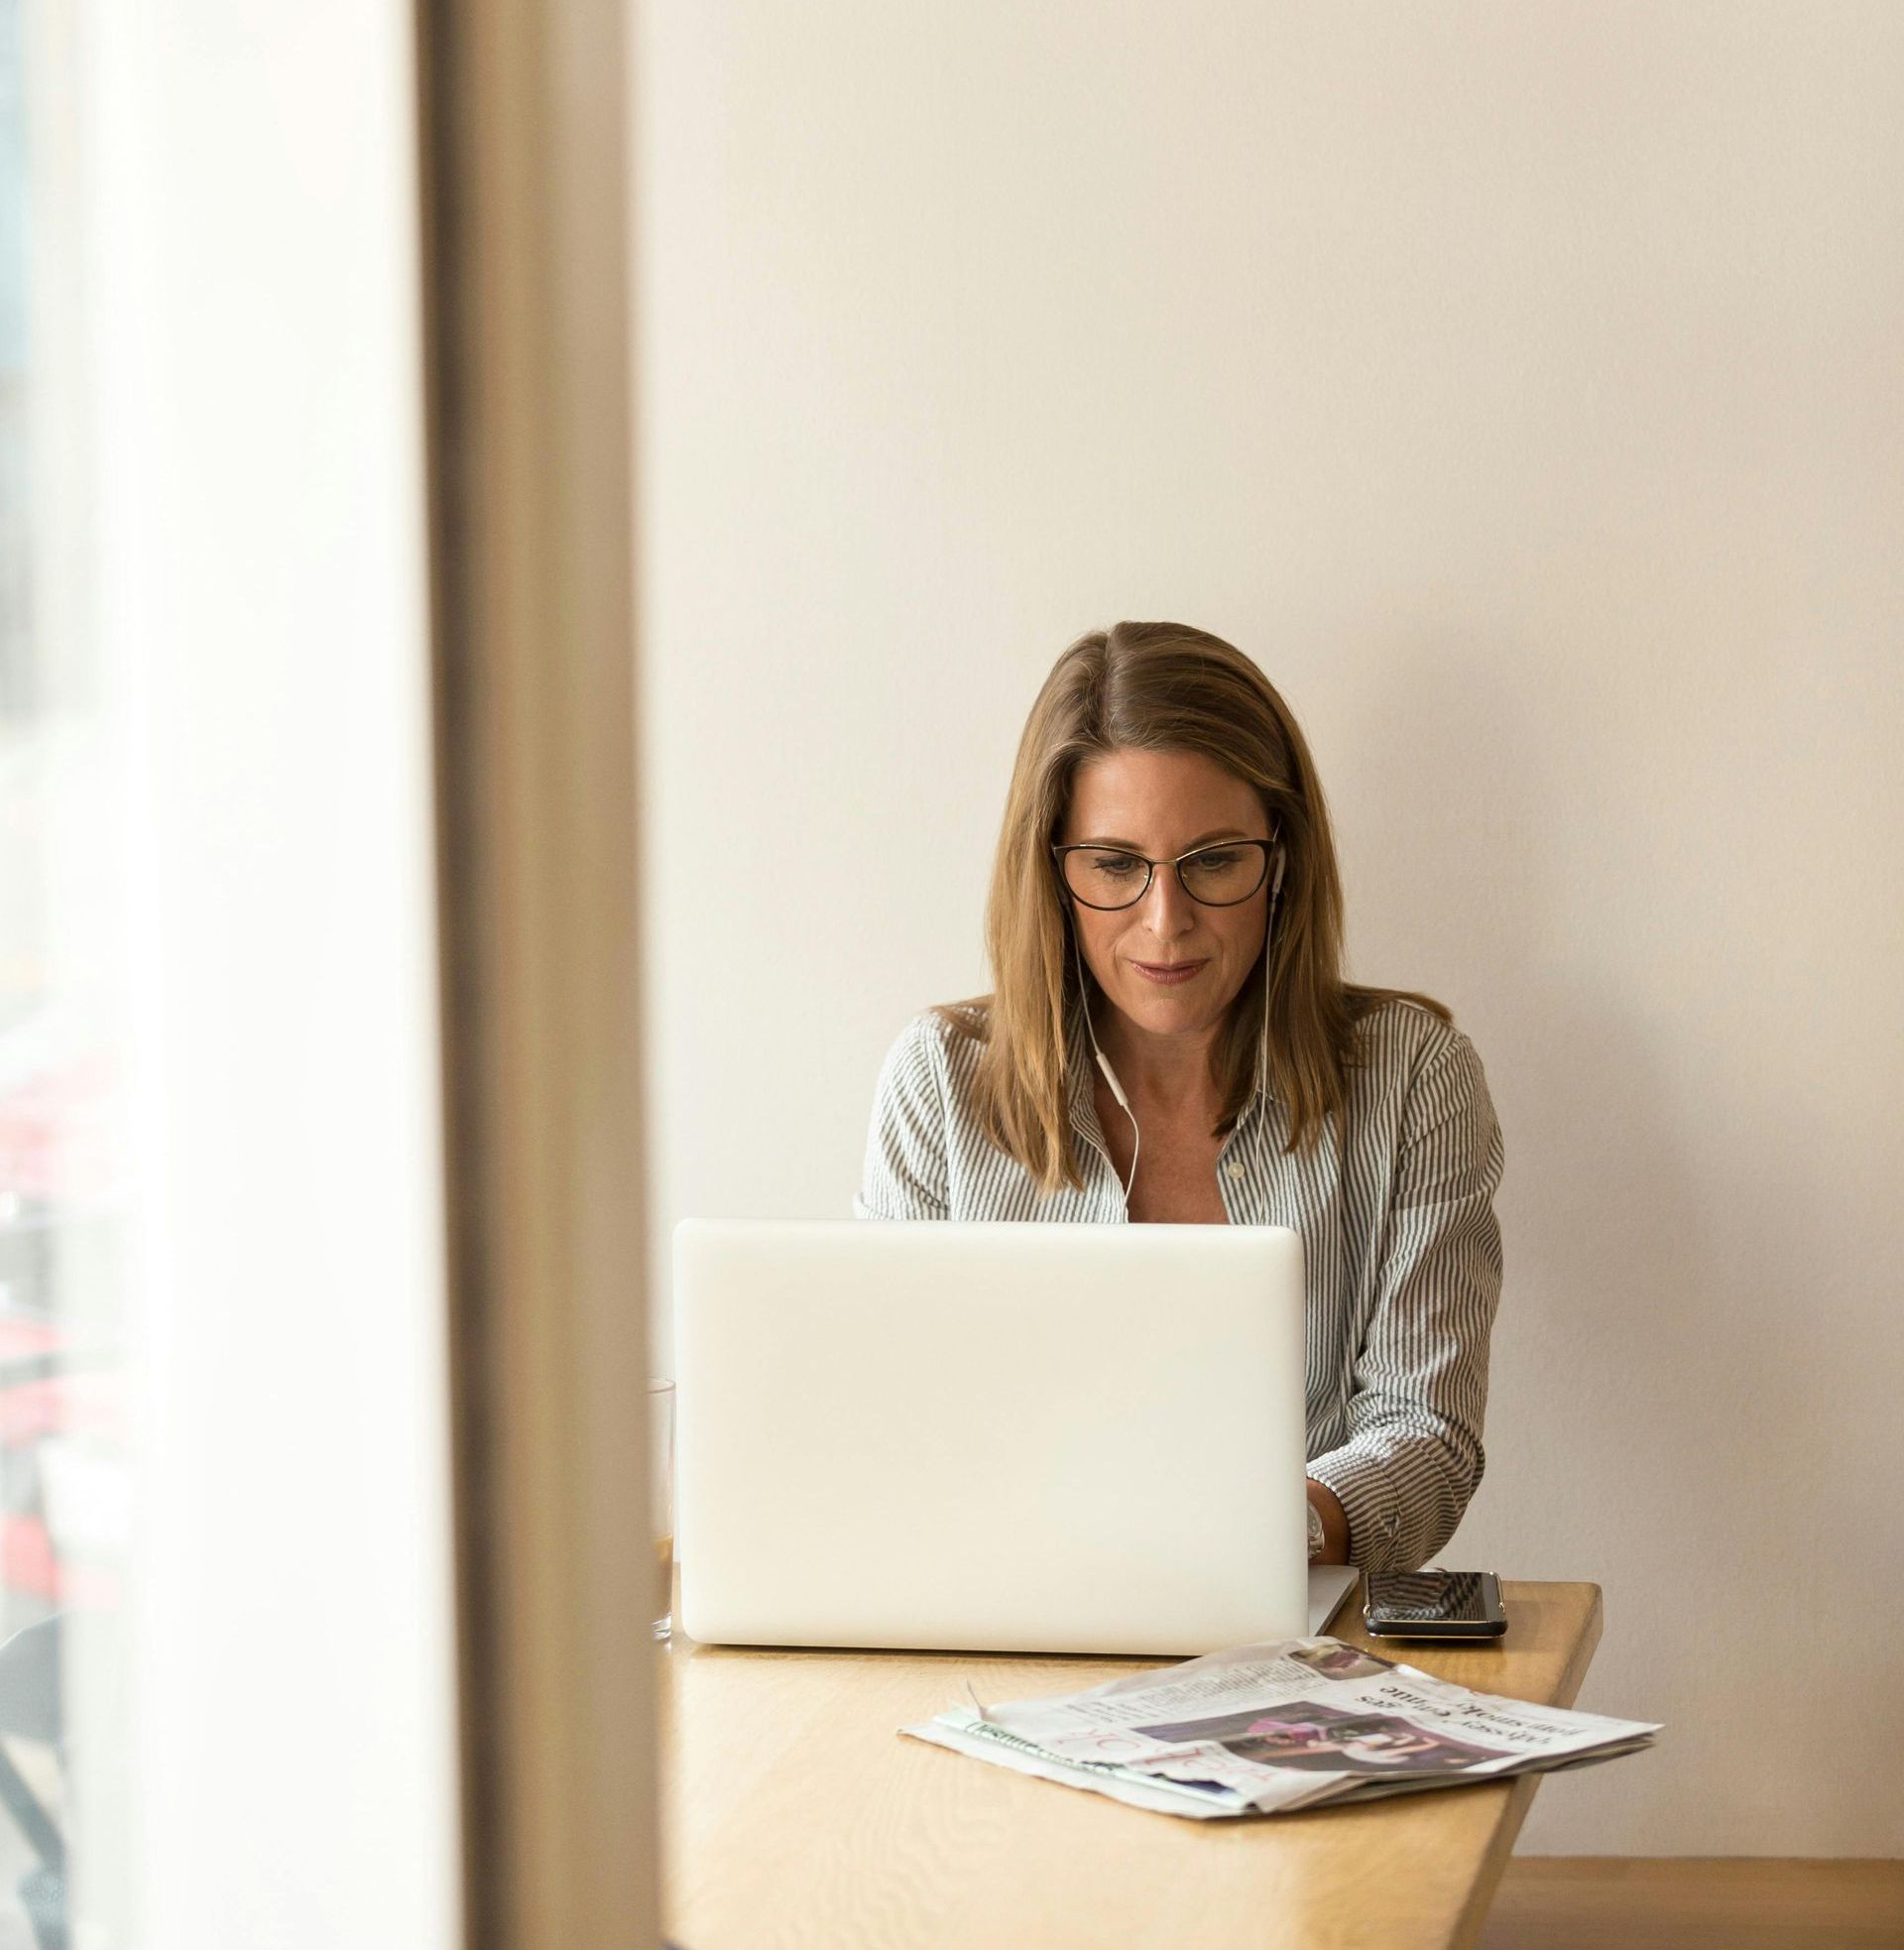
{"left": 933, "top": 621, "right": 1452, "bottom": 1196}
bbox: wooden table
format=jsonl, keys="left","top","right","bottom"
{"left": 659, "top": 1577, "right": 1603, "bottom": 1950}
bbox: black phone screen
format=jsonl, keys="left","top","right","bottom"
{"left": 1365, "top": 1570, "right": 1503, "bottom": 1626}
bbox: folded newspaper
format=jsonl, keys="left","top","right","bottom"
{"left": 900, "top": 1637, "right": 1661, "bottom": 1819}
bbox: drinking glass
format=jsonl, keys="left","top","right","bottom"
{"left": 650, "top": 1378, "right": 675, "bottom": 1640}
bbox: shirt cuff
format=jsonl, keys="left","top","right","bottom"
{"left": 1306, "top": 1445, "right": 1403, "bottom": 1570}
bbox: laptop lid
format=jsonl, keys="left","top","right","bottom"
{"left": 674, "top": 1218, "right": 1310, "bottom": 1655}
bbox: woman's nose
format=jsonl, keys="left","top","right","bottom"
{"left": 1137, "top": 868, "right": 1197, "bottom": 933}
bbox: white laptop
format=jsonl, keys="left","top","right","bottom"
{"left": 673, "top": 1218, "right": 1358, "bottom": 1655}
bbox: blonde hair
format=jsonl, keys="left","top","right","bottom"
{"left": 933, "top": 621, "right": 1452, "bottom": 1196}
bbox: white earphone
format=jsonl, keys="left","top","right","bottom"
{"left": 1073, "top": 833, "right": 1284, "bottom": 1203}
{"left": 1073, "top": 925, "right": 1142, "bottom": 1197}
{"left": 1258, "top": 841, "right": 1285, "bottom": 1100}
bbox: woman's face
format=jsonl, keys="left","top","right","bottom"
{"left": 1059, "top": 748, "right": 1273, "bottom": 1047}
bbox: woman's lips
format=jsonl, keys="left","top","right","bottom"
{"left": 1131, "top": 959, "right": 1208, "bottom": 985}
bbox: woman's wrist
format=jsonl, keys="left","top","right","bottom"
{"left": 1305, "top": 1478, "right": 1350, "bottom": 1565}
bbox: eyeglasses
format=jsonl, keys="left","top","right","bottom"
{"left": 1050, "top": 836, "right": 1276, "bottom": 911}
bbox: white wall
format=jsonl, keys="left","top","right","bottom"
{"left": 633, "top": 1, "right": 1904, "bottom": 1855}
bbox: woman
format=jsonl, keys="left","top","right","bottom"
{"left": 851, "top": 621, "right": 1505, "bottom": 1575}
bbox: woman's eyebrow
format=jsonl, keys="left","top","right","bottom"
{"left": 1073, "top": 827, "right": 1255, "bottom": 850}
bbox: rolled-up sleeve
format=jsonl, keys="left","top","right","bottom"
{"left": 852, "top": 1015, "right": 951, "bottom": 1221}
{"left": 1306, "top": 1031, "right": 1505, "bottom": 1573}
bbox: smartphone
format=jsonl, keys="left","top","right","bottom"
{"left": 1362, "top": 1569, "right": 1507, "bottom": 1640}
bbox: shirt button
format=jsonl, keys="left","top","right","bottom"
{"left": 1226, "top": 1161, "right": 1245, "bottom": 1181}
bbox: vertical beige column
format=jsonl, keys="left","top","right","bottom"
{"left": 413, "top": 0, "right": 657, "bottom": 1941}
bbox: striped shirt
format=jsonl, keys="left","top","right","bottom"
{"left": 851, "top": 996, "right": 1505, "bottom": 1574}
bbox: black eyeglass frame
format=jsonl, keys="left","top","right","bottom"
{"left": 1049, "top": 833, "right": 1279, "bottom": 912}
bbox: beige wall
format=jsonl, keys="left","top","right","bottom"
{"left": 633, "top": 1, "right": 1904, "bottom": 1854}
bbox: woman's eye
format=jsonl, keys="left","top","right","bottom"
{"left": 1091, "top": 853, "right": 1140, "bottom": 875}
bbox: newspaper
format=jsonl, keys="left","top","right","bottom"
{"left": 900, "top": 1637, "right": 1661, "bottom": 1819}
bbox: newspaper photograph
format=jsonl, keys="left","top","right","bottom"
{"left": 900, "top": 1637, "right": 1662, "bottom": 1819}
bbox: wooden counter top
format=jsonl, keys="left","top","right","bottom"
{"left": 659, "top": 1577, "right": 1605, "bottom": 1950}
